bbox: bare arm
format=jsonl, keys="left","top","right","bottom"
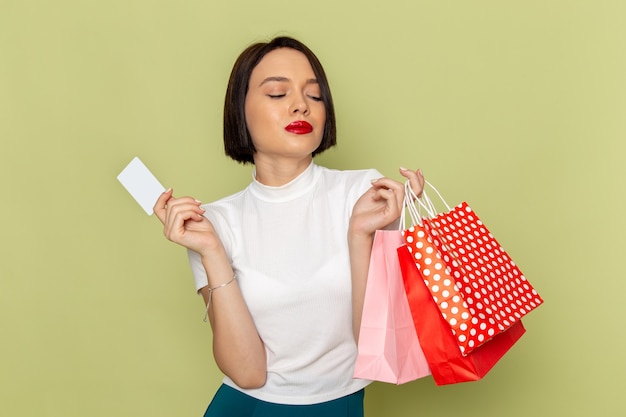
{"left": 197, "top": 247, "right": 266, "bottom": 389}
{"left": 348, "top": 231, "right": 375, "bottom": 340}
{"left": 154, "top": 189, "right": 266, "bottom": 389}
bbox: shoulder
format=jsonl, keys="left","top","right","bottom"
{"left": 200, "top": 188, "right": 249, "bottom": 226}
{"left": 316, "top": 165, "right": 382, "bottom": 185}
{"left": 315, "top": 165, "right": 383, "bottom": 195}
{"left": 314, "top": 165, "right": 383, "bottom": 202}
{"left": 203, "top": 188, "right": 247, "bottom": 209}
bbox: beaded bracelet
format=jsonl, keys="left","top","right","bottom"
{"left": 203, "top": 275, "right": 237, "bottom": 322}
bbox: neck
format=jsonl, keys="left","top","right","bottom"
{"left": 253, "top": 156, "right": 313, "bottom": 186}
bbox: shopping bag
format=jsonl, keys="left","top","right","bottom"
{"left": 397, "top": 244, "right": 526, "bottom": 385}
{"left": 354, "top": 230, "right": 431, "bottom": 384}
{"left": 402, "top": 181, "right": 543, "bottom": 355}
{"left": 401, "top": 216, "right": 475, "bottom": 355}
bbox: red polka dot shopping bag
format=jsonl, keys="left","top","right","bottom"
{"left": 401, "top": 181, "right": 543, "bottom": 356}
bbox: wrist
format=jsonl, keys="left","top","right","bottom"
{"left": 202, "top": 275, "right": 237, "bottom": 322}
{"left": 198, "top": 239, "right": 228, "bottom": 263}
{"left": 348, "top": 226, "right": 374, "bottom": 248}
{"left": 199, "top": 246, "right": 236, "bottom": 287}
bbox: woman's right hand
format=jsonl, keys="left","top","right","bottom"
{"left": 153, "top": 188, "right": 221, "bottom": 256}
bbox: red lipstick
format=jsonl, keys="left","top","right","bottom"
{"left": 285, "top": 120, "right": 313, "bottom": 134}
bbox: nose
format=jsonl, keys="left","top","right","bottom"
{"left": 290, "top": 94, "right": 309, "bottom": 115}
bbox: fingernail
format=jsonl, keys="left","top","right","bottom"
{"left": 399, "top": 166, "right": 408, "bottom": 171}
{"left": 371, "top": 178, "right": 380, "bottom": 184}
{"left": 194, "top": 199, "right": 202, "bottom": 204}
{"left": 165, "top": 187, "right": 172, "bottom": 193}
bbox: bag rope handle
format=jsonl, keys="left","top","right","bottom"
{"left": 401, "top": 179, "right": 452, "bottom": 229}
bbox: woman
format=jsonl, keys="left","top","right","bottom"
{"left": 154, "top": 36, "right": 424, "bottom": 416}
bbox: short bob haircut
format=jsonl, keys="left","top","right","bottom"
{"left": 223, "top": 36, "right": 337, "bottom": 164}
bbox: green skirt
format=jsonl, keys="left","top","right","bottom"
{"left": 203, "top": 384, "right": 365, "bottom": 417}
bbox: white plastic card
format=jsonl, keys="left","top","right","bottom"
{"left": 117, "top": 156, "right": 165, "bottom": 215}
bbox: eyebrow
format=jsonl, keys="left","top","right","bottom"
{"left": 258, "top": 76, "right": 319, "bottom": 87}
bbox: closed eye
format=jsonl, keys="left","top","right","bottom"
{"left": 267, "top": 94, "right": 286, "bottom": 99}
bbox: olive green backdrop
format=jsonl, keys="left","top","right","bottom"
{"left": 1, "top": 1, "right": 624, "bottom": 416}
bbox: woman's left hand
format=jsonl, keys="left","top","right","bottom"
{"left": 350, "top": 167, "right": 424, "bottom": 236}
{"left": 348, "top": 167, "right": 424, "bottom": 339}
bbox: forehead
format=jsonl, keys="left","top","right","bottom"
{"left": 250, "top": 48, "right": 316, "bottom": 83}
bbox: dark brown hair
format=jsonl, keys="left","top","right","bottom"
{"left": 223, "top": 36, "right": 337, "bottom": 164}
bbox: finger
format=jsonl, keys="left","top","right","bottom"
{"left": 368, "top": 188, "right": 402, "bottom": 223}
{"left": 164, "top": 200, "right": 205, "bottom": 224}
{"left": 370, "top": 177, "right": 405, "bottom": 208}
{"left": 154, "top": 188, "right": 173, "bottom": 224}
{"left": 163, "top": 205, "right": 206, "bottom": 240}
{"left": 370, "top": 177, "right": 404, "bottom": 193}
{"left": 399, "top": 167, "right": 425, "bottom": 197}
{"left": 162, "top": 195, "right": 202, "bottom": 210}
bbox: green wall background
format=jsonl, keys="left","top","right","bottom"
{"left": 1, "top": 1, "right": 624, "bottom": 416}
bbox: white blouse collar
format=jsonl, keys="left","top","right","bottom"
{"left": 249, "top": 162, "right": 320, "bottom": 202}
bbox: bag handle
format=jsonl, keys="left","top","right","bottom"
{"left": 401, "top": 179, "right": 451, "bottom": 229}
{"left": 421, "top": 180, "right": 452, "bottom": 215}
{"left": 400, "top": 180, "right": 423, "bottom": 229}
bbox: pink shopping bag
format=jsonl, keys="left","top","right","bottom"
{"left": 354, "top": 230, "right": 431, "bottom": 384}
